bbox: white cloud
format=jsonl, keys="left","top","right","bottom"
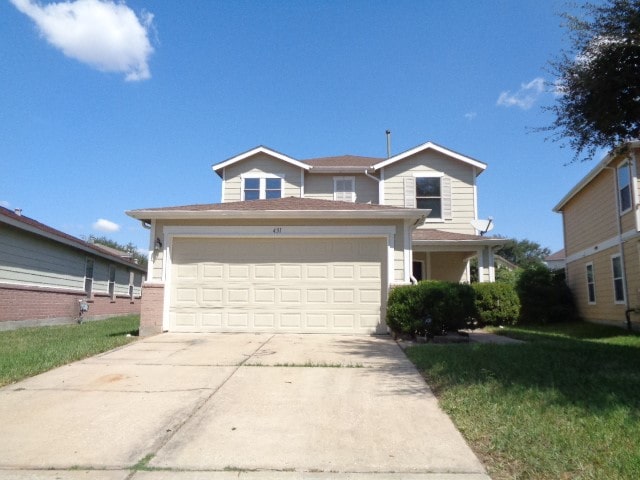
{"left": 464, "top": 112, "right": 477, "bottom": 121}
{"left": 496, "top": 77, "right": 546, "bottom": 110}
{"left": 93, "top": 218, "right": 120, "bottom": 232}
{"left": 10, "top": 0, "right": 154, "bottom": 81}
{"left": 0, "top": 200, "right": 10, "bottom": 208}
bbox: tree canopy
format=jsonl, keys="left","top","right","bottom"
{"left": 546, "top": 0, "right": 640, "bottom": 162}
{"left": 496, "top": 237, "right": 551, "bottom": 269}
{"left": 90, "top": 235, "right": 147, "bottom": 269}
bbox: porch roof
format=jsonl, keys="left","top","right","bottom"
{"left": 412, "top": 229, "right": 505, "bottom": 247}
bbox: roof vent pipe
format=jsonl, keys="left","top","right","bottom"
{"left": 14, "top": 208, "right": 22, "bottom": 216}
{"left": 385, "top": 130, "right": 391, "bottom": 158}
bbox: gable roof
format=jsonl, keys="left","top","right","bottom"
{"left": 553, "top": 141, "right": 640, "bottom": 212}
{"left": 212, "top": 146, "right": 311, "bottom": 176}
{"left": 302, "top": 155, "right": 383, "bottom": 168}
{"left": 127, "top": 196, "right": 426, "bottom": 221}
{"left": 372, "top": 141, "right": 487, "bottom": 173}
{"left": 0, "top": 207, "right": 145, "bottom": 272}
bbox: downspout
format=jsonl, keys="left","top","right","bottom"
{"left": 364, "top": 169, "right": 382, "bottom": 204}
{"left": 605, "top": 165, "right": 632, "bottom": 329}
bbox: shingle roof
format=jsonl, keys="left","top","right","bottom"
{"left": 412, "top": 229, "right": 505, "bottom": 245}
{"left": 133, "top": 197, "right": 409, "bottom": 212}
{"left": 0, "top": 206, "right": 145, "bottom": 271}
{"left": 302, "top": 155, "right": 383, "bottom": 168}
{"left": 545, "top": 249, "right": 565, "bottom": 261}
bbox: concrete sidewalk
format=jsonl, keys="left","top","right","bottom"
{"left": 0, "top": 334, "right": 489, "bottom": 479}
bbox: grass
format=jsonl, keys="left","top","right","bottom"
{"left": 405, "top": 321, "right": 640, "bottom": 480}
{"left": 0, "top": 315, "right": 139, "bottom": 387}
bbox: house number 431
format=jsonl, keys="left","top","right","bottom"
{"left": 272, "top": 227, "right": 282, "bottom": 234}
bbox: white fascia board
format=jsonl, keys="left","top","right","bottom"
{"left": 412, "top": 238, "right": 506, "bottom": 248}
{"left": 212, "top": 146, "right": 311, "bottom": 174}
{"left": 127, "top": 209, "right": 426, "bottom": 222}
{"left": 372, "top": 142, "right": 487, "bottom": 173}
{"left": 554, "top": 140, "right": 640, "bottom": 212}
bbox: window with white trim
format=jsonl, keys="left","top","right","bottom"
{"left": 108, "top": 265, "right": 116, "bottom": 300}
{"left": 242, "top": 176, "right": 282, "bottom": 200}
{"left": 586, "top": 263, "right": 596, "bottom": 304}
{"left": 611, "top": 255, "right": 625, "bottom": 303}
{"left": 416, "top": 177, "right": 442, "bottom": 219}
{"left": 84, "top": 258, "right": 94, "bottom": 297}
{"left": 334, "top": 176, "right": 355, "bottom": 202}
{"left": 617, "top": 161, "right": 632, "bottom": 214}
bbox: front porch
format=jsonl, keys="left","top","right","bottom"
{"left": 411, "top": 229, "right": 506, "bottom": 283}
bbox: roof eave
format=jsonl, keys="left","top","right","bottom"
{"left": 553, "top": 140, "right": 640, "bottom": 212}
{"left": 412, "top": 238, "right": 506, "bottom": 247}
{"left": 372, "top": 142, "right": 487, "bottom": 173}
{"left": 126, "top": 208, "right": 425, "bottom": 222}
{"left": 211, "top": 146, "right": 311, "bottom": 176}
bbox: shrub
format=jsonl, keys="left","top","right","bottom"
{"left": 472, "top": 282, "right": 520, "bottom": 326}
{"left": 516, "top": 264, "right": 577, "bottom": 324}
{"left": 386, "top": 281, "right": 476, "bottom": 335}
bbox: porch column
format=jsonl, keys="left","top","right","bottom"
{"left": 478, "top": 246, "right": 495, "bottom": 283}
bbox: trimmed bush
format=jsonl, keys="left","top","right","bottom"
{"left": 516, "top": 264, "right": 577, "bottom": 324}
{"left": 386, "top": 280, "right": 476, "bottom": 335}
{"left": 472, "top": 282, "right": 520, "bottom": 326}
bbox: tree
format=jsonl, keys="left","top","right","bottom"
{"left": 90, "top": 235, "right": 147, "bottom": 269}
{"left": 545, "top": 0, "right": 640, "bottom": 162}
{"left": 495, "top": 237, "right": 551, "bottom": 269}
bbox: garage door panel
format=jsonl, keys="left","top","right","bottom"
{"left": 169, "top": 237, "right": 384, "bottom": 334}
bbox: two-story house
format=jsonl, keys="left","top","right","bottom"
{"left": 554, "top": 141, "right": 640, "bottom": 330}
{"left": 127, "top": 141, "right": 503, "bottom": 336}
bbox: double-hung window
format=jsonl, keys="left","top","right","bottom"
{"left": 611, "top": 255, "right": 625, "bottom": 303}
{"left": 84, "top": 258, "right": 94, "bottom": 297}
{"left": 334, "top": 176, "right": 355, "bottom": 202}
{"left": 416, "top": 176, "right": 442, "bottom": 219}
{"left": 243, "top": 176, "right": 282, "bottom": 200}
{"left": 586, "top": 263, "right": 596, "bottom": 304}
{"left": 617, "top": 161, "right": 633, "bottom": 214}
{"left": 108, "top": 265, "right": 116, "bottom": 300}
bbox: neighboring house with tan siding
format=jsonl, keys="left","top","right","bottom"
{"left": 128, "top": 141, "right": 504, "bottom": 336}
{"left": 0, "top": 206, "right": 146, "bottom": 329}
{"left": 554, "top": 141, "right": 640, "bottom": 329}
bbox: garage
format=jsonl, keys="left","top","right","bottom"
{"left": 168, "top": 236, "right": 386, "bottom": 334}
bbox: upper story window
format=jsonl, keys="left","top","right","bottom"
{"left": 334, "top": 176, "right": 355, "bottom": 202}
{"left": 416, "top": 176, "right": 442, "bottom": 219}
{"left": 242, "top": 176, "right": 282, "bottom": 200}
{"left": 617, "top": 161, "right": 633, "bottom": 214}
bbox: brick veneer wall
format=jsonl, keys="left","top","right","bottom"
{"left": 0, "top": 284, "right": 141, "bottom": 329}
{"left": 139, "top": 282, "right": 164, "bottom": 337}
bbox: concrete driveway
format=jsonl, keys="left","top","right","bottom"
{"left": 0, "top": 334, "right": 489, "bottom": 479}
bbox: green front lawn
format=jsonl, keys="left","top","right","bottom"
{"left": 406, "top": 322, "right": 640, "bottom": 480}
{"left": 0, "top": 315, "right": 139, "bottom": 387}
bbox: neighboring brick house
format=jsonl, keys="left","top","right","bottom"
{"left": 554, "top": 141, "right": 640, "bottom": 329}
{"left": 0, "top": 206, "right": 146, "bottom": 329}
{"left": 128, "top": 141, "right": 504, "bottom": 336}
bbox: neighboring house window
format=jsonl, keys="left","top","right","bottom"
{"left": 243, "top": 176, "right": 282, "bottom": 200}
{"left": 108, "top": 265, "right": 116, "bottom": 299}
{"left": 334, "top": 176, "right": 355, "bottom": 202}
{"left": 611, "top": 255, "right": 625, "bottom": 303}
{"left": 416, "top": 177, "right": 442, "bottom": 219}
{"left": 617, "top": 161, "right": 632, "bottom": 213}
{"left": 586, "top": 263, "right": 596, "bottom": 304}
{"left": 84, "top": 258, "right": 94, "bottom": 297}
{"left": 128, "top": 271, "right": 134, "bottom": 299}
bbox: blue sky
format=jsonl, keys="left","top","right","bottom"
{"left": 1, "top": 0, "right": 603, "bottom": 253}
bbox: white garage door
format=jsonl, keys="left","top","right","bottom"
{"left": 168, "top": 237, "right": 385, "bottom": 334}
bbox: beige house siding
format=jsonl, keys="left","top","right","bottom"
{"left": 222, "top": 154, "right": 303, "bottom": 202}
{"left": 429, "top": 252, "right": 469, "bottom": 282}
{"left": 304, "top": 174, "right": 379, "bottom": 204}
{"left": 382, "top": 150, "right": 477, "bottom": 234}
{"left": 562, "top": 169, "right": 618, "bottom": 256}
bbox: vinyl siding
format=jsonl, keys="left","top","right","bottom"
{"left": 222, "top": 154, "right": 303, "bottom": 202}
{"left": 562, "top": 169, "right": 618, "bottom": 256}
{"left": 382, "top": 150, "right": 477, "bottom": 234}
{"left": 0, "top": 224, "right": 142, "bottom": 297}
{"left": 304, "top": 174, "right": 378, "bottom": 204}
